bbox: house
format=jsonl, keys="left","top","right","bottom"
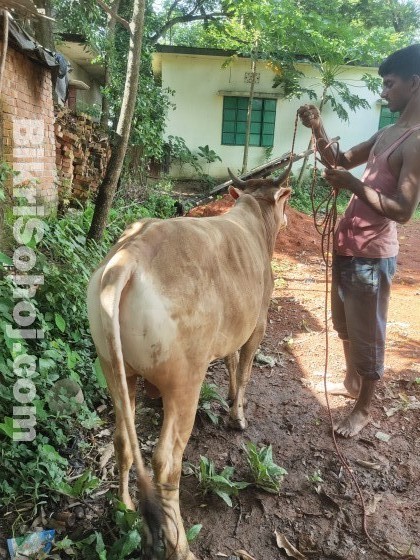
{"left": 0, "top": 11, "right": 58, "bottom": 206}
{"left": 0, "top": 10, "right": 109, "bottom": 208}
{"left": 57, "top": 33, "right": 104, "bottom": 118}
{"left": 153, "top": 45, "right": 392, "bottom": 180}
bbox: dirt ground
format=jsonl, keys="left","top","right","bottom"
{"left": 2, "top": 196, "right": 418, "bottom": 560}
{"left": 180, "top": 195, "right": 420, "bottom": 560}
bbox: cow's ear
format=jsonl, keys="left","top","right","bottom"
{"left": 274, "top": 187, "right": 291, "bottom": 203}
{"left": 228, "top": 185, "right": 243, "bottom": 199}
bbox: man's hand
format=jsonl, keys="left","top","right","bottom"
{"left": 297, "top": 104, "right": 321, "bottom": 130}
{"left": 323, "top": 167, "right": 360, "bottom": 193}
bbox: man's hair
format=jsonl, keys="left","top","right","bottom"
{"left": 379, "top": 44, "right": 420, "bottom": 79}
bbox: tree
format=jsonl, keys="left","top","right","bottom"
{"left": 88, "top": 0, "right": 146, "bottom": 241}
{"left": 173, "top": 0, "right": 418, "bottom": 176}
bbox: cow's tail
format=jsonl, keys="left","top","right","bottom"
{"left": 99, "top": 255, "right": 162, "bottom": 558}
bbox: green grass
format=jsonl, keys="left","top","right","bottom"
{"left": 0, "top": 175, "right": 178, "bottom": 554}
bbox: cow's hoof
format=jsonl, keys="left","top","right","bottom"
{"left": 229, "top": 417, "right": 248, "bottom": 431}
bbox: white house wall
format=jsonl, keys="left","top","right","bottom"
{"left": 65, "top": 59, "right": 103, "bottom": 108}
{"left": 156, "top": 51, "right": 381, "bottom": 180}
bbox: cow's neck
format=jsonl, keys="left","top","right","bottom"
{"left": 256, "top": 201, "right": 278, "bottom": 257}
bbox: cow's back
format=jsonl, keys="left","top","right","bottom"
{"left": 89, "top": 200, "right": 273, "bottom": 378}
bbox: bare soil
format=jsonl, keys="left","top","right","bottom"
{"left": 182, "top": 195, "right": 420, "bottom": 560}
{"left": 2, "top": 197, "right": 418, "bottom": 560}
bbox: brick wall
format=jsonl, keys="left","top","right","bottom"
{"left": 0, "top": 41, "right": 57, "bottom": 208}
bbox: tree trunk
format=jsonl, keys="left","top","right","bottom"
{"left": 88, "top": 0, "right": 146, "bottom": 242}
{"left": 241, "top": 48, "right": 258, "bottom": 175}
{"left": 100, "top": 0, "right": 121, "bottom": 129}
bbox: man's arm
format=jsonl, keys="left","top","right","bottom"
{"left": 324, "top": 131, "right": 420, "bottom": 224}
{"left": 297, "top": 104, "right": 379, "bottom": 169}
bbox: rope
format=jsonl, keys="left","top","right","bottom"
{"left": 290, "top": 114, "right": 415, "bottom": 560}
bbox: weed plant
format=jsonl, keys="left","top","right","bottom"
{"left": 198, "top": 381, "right": 229, "bottom": 425}
{"left": 193, "top": 456, "right": 249, "bottom": 507}
{"left": 244, "top": 442, "right": 287, "bottom": 493}
{"left": 0, "top": 176, "right": 178, "bottom": 542}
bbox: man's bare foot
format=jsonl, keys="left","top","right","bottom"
{"left": 334, "top": 409, "right": 370, "bottom": 438}
{"left": 316, "top": 381, "right": 358, "bottom": 398}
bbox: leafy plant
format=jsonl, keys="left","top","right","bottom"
{"left": 54, "top": 499, "right": 146, "bottom": 559}
{"left": 0, "top": 192, "right": 179, "bottom": 520}
{"left": 198, "top": 382, "right": 229, "bottom": 425}
{"left": 56, "top": 469, "right": 101, "bottom": 498}
{"left": 192, "top": 456, "right": 249, "bottom": 507}
{"left": 307, "top": 469, "right": 324, "bottom": 485}
{"left": 244, "top": 442, "right": 287, "bottom": 493}
{"left": 197, "top": 145, "right": 222, "bottom": 164}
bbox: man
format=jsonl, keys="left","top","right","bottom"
{"left": 298, "top": 44, "right": 420, "bottom": 437}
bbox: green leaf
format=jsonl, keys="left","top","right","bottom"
{"left": 94, "top": 357, "right": 107, "bottom": 388}
{"left": 0, "top": 416, "right": 14, "bottom": 438}
{"left": 0, "top": 252, "right": 13, "bottom": 266}
{"left": 109, "top": 530, "right": 141, "bottom": 559}
{"left": 186, "top": 524, "right": 203, "bottom": 543}
{"left": 95, "top": 532, "right": 107, "bottom": 560}
{"left": 55, "top": 313, "right": 66, "bottom": 333}
{"left": 213, "top": 489, "right": 233, "bottom": 507}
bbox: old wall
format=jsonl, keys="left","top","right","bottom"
{"left": 55, "top": 108, "right": 110, "bottom": 206}
{"left": 0, "top": 42, "right": 57, "bottom": 206}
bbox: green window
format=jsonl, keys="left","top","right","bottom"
{"left": 378, "top": 105, "right": 399, "bottom": 129}
{"left": 222, "top": 97, "right": 277, "bottom": 147}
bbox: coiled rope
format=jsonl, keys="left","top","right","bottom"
{"left": 289, "top": 112, "right": 415, "bottom": 560}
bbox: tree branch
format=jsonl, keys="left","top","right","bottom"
{"left": 150, "top": 11, "right": 226, "bottom": 44}
{"left": 96, "top": 0, "right": 130, "bottom": 32}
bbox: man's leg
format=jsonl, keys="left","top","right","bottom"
{"left": 334, "top": 377, "right": 377, "bottom": 437}
{"left": 327, "top": 339, "right": 361, "bottom": 398}
{"left": 326, "top": 255, "right": 361, "bottom": 398}
{"left": 332, "top": 256, "right": 396, "bottom": 438}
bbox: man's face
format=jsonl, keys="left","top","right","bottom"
{"left": 380, "top": 73, "right": 415, "bottom": 113}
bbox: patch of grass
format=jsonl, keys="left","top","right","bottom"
{"left": 0, "top": 178, "right": 180, "bottom": 528}
{"left": 244, "top": 442, "right": 287, "bottom": 493}
{"left": 54, "top": 499, "right": 147, "bottom": 559}
{"left": 198, "top": 381, "right": 229, "bottom": 425}
{"left": 191, "top": 456, "right": 249, "bottom": 507}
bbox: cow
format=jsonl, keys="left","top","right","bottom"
{"left": 86, "top": 168, "right": 292, "bottom": 560}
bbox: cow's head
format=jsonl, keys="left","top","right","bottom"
{"left": 227, "top": 166, "right": 292, "bottom": 229}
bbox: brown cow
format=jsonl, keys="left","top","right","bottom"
{"left": 87, "top": 169, "right": 291, "bottom": 559}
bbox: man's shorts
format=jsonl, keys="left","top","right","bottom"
{"left": 331, "top": 254, "right": 397, "bottom": 380}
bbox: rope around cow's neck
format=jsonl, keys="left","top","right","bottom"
{"left": 290, "top": 112, "right": 415, "bottom": 560}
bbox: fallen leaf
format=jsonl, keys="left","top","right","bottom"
{"left": 255, "top": 352, "right": 276, "bottom": 367}
{"left": 385, "top": 407, "right": 400, "bottom": 417}
{"left": 99, "top": 442, "right": 114, "bottom": 469}
{"left": 234, "top": 550, "right": 257, "bottom": 560}
{"left": 355, "top": 460, "right": 381, "bottom": 471}
{"left": 375, "top": 431, "right": 391, "bottom": 442}
{"left": 365, "top": 495, "right": 382, "bottom": 516}
{"left": 274, "top": 530, "right": 307, "bottom": 559}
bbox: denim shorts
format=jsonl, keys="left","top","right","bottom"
{"left": 331, "top": 254, "right": 397, "bottom": 380}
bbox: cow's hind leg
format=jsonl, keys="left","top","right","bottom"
{"left": 100, "top": 358, "right": 138, "bottom": 510}
{"left": 224, "top": 351, "right": 239, "bottom": 403}
{"left": 230, "top": 321, "right": 266, "bottom": 430}
{"left": 152, "top": 376, "right": 203, "bottom": 560}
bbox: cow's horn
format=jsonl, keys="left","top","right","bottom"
{"left": 228, "top": 168, "right": 247, "bottom": 188}
{"left": 272, "top": 158, "right": 293, "bottom": 187}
